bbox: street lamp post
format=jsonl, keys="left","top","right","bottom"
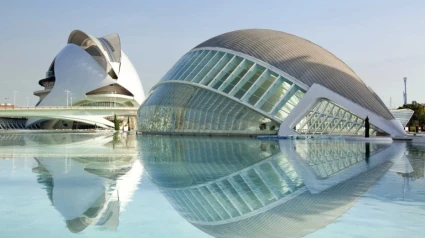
{"left": 13, "top": 90, "right": 17, "bottom": 107}
{"left": 70, "top": 97, "right": 73, "bottom": 107}
{"left": 114, "top": 92, "right": 117, "bottom": 108}
{"left": 65, "top": 90, "right": 70, "bottom": 107}
{"left": 4, "top": 97, "right": 8, "bottom": 129}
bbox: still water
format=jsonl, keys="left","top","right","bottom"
{"left": 0, "top": 133, "right": 424, "bottom": 238}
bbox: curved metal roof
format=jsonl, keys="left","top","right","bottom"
{"left": 194, "top": 29, "right": 393, "bottom": 120}
{"left": 67, "top": 30, "right": 120, "bottom": 78}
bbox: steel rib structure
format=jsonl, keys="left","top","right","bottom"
{"left": 194, "top": 29, "right": 393, "bottom": 120}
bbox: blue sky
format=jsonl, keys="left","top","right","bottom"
{"left": 1, "top": 0, "right": 424, "bottom": 108}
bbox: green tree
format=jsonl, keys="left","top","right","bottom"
{"left": 127, "top": 117, "right": 130, "bottom": 131}
{"left": 114, "top": 114, "right": 120, "bottom": 131}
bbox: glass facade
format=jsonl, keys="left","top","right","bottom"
{"left": 0, "top": 118, "right": 40, "bottom": 130}
{"left": 295, "top": 99, "right": 380, "bottom": 135}
{"left": 138, "top": 84, "right": 280, "bottom": 135}
{"left": 160, "top": 151, "right": 304, "bottom": 223}
{"left": 390, "top": 109, "right": 414, "bottom": 127}
{"left": 294, "top": 140, "right": 390, "bottom": 179}
{"left": 158, "top": 49, "right": 306, "bottom": 123}
{"left": 139, "top": 136, "right": 281, "bottom": 188}
{"left": 140, "top": 136, "right": 391, "bottom": 225}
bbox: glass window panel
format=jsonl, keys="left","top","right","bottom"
{"left": 220, "top": 180, "right": 251, "bottom": 214}
{"left": 208, "top": 183, "right": 240, "bottom": 217}
{"left": 247, "top": 73, "right": 277, "bottom": 106}
{"left": 232, "top": 175, "right": 263, "bottom": 210}
{"left": 263, "top": 83, "right": 292, "bottom": 109}
{"left": 173, "top": 51, "right": 203, "bottom": 81}
{"left": 192, "top": 51, "right": 225, "bottom": 83}
{"left": 186, "top": 51, "right": 216, "bottom": 82}
{"left": 260, "top": 101, "right": 275, "bottom": 113}
{"left": 201, "top": 54, "right": 233, "bottom": 86}
{"left": 233, "top": 66, "right": 265, "bottom": 99}
{"left": 212, "top": 72, "right": 231, "bottom": 90}
{"left": 245, "top": 170, "right": 276, "bottom": 205}
{"left": 179, "top": 51, "right": 210, "bottom": 81}
{"left": 223, "top": 72, "right": 246, "bottom": 94}
{"left": 163, "top": 52, "right": 195, "bottom": 81}
{"left": 247, "top": 94, "right": 262, "bottom": 106}
{"left": 221, "top": 61, "right": 254, "bottom": 94}
{"left": 234, "top": 88, "right": 247, "bottom": 99}
{"left": 295, "top": 90, "right": 305, "bottom": 99}
{"left": 347, "top": 123, "right": 359, "bottom": 135}
{"left": 223, "top": 75, "right": 242, "bottom": 94}
{"left": 211, "top": 58, "right": 241, "bottom": 89}
{"left": 294, "top": 100, "right": 379, "bottom": 135}
{"left": 275, "top": 109, "right": 289, "bottom": 121}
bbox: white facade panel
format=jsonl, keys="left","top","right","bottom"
{"left": 117, "top": 51, "right": 145, "bottom": 105}
{"left": 278, "top": 84, "right": 406, "bottom": 136}
{"left": 42, "top": 44, "right": 116, "bottom": 107}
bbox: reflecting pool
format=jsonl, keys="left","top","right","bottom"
{"left": 0, "top": 133, "right": 425, "bottom": 237}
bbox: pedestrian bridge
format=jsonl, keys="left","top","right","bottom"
{"left": 0, "top": 106, "right": 138, "bottom": 129}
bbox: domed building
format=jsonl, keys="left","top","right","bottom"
{"left": 137, "top": 29, "right": 405, "bottom": 136}
{"left": 27, "top": 30, "right": 145, "bottom": 129}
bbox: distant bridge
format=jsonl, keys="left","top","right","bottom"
{"left": 0, "top": 106, "right": 138, "bottom": 129}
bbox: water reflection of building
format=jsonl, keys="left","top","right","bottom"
{"left": 394, "top": 146, "right": 425, "bottom": 180}
{"left": 390, "top": 145, "right": 425, "bottom": 200}
{"left": 0, "top": 133, "right": 142, "bottom": 233}
{"left": 0, "top": 133, "right": 137, "bottom": 158}
{"left": 140, "top": 136, "right": 405, "bottom": 237}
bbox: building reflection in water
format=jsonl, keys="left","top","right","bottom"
{"left": 390, "top": 143, "right": 425, "bottom": 200}
{"left": 139, "top": 136, "right": 407, "bottom": 238}
{"left": 0, "top": 133, "right": 142, "bottom": 233}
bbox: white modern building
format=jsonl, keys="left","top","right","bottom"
{"left": 390, "top": 108, "right": 414, "bottom": 128}
{"left": 137, "top": 29, "right": 405, "bottom": 137}
{"left": 23, "top": 30, "right": 145, "bottom": 129}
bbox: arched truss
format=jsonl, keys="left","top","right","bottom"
{"left": 68, "top": 30, "right": 121, "bottom": 79}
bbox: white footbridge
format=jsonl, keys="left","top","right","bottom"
{"left": 0, "top": 106, "right": 137, "bottom": 129}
